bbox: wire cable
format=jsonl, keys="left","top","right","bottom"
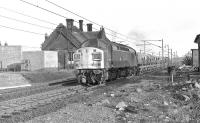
{"left": 0, "top": 24, "right": 44, "bottom": 35}
{"left": 19, "top": 0, "right": 138, "bottom": 44}
{"left": 19, "top": 0, "right": 80, "bottom": 23}
{"left": 0, "top": 14, "right": 53, "bottom": 30}
{"left": 45, "top": 0, "right": 135, "bottom": 39}
{"left": 0, "top": 6, "right": 57, "bottom": 26}
{"left": 19, "top": 0, "right": 158, "bottom": 50}
{"left": 146, "top": 42, "right": 161, "bottom": 48}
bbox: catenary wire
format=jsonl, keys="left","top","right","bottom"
{"left": 44, "top": 0, "right": 137, "bottom": 40}
{"left": 0, "top": 24, "right": 44, "bottom": 35}
{"left": 0, "top": 14, "right": 53, "bottom": 30}
{"left": 18, "top": 0, "right": 138, "bottom": 45}
{"left": 0, "top": 6, "right": 57, "bottom": 26}
{"left": 18, "top": 0, "right": 164, "bottom": 51}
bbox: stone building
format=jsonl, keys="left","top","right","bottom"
{"left": 194, "top": 34, "right": 200, "bottom": 70}
{"left": 191, "top": 49, "right": 198, "bottom": 68}
{"left": 42, "top": 19, "right": 110, "bottom": 69}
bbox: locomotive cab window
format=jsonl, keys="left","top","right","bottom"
{"left": 92, "top": 52, "right": 102, "bottom": 61}
{"left": 68, "top": 52, "right": 74, "bottom": 61}
{"left": 74, "top": 53, "right": 80, "bottom": 60}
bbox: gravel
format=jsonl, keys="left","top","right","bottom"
{"left": 26, "top": 103, "right": 115, "bottom": 123}
{"left": 3, "top": 69, "right": 198, "bottom": 123}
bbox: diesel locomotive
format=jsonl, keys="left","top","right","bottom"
{"left": 73, "top": 34, "right": 163, "bottom": 85}
{"left": 73, "top": 35, "right": 138, "bottom": 85}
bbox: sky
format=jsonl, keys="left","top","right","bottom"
{"left": 0, "top": 0, "right": 200, "bottom": 56}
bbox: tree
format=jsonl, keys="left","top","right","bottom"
{"left": 182, "top": 54, "right": 192, "bottom": 66}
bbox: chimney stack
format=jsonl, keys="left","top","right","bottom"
{"left": 45, "top": 33, "right": 48, "bottom": 40}
{"left": 4, "top": 42, "right": 8, "bottom": 46}
{"left": 79, "top": 20, "right": 83, "bottom": 32}
{"left": 87, "top": 23, "right": 92, "bottom": 32}
{"left": 66, "top": 19, "right": 74, "bottom": 31}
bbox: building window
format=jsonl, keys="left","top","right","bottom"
{"left": 68, "top": 52, "right": 74, "bottom": 61}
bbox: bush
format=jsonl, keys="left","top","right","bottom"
{"left": 7, "top": 63, "right": 22, "bottom": 71}
{"left": 182, "top": 55, "right": 192, "bottom": 66}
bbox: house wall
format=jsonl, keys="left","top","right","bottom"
{"left": 22, "top": 51, "right": 44, "bottom": 71}
{"left": 43, "top": 34, "right": 77, "bottom": 70}
{"left": 44, "top": 51, "right": 58, "bottom": 68}
{"left": 57, "top": 50, "right": 74, "bottom": 69}
{"left": 0, "top": 46, "right": 22, "bottom": 69}
{"left": 45, "top": 34, "right": 76, "bottom": 51}
{"left": 23, "top": 51, "right": 58, "bottom": 71}
{"left": 192, "top": 49, "right": 199, "bottom": 67}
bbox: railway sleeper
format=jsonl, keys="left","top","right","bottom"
{"left": 57, "top": 95, "right": 66, "bottom": 100}
{"left": 4, "top": 108, "right": 15, "bottom": 115}
{"left": 0, "top": 105, "right": 10, "bottom": 110}
{"left": 13, "top": 106, "right": 25, "bottom": 111}
{"left": 21, "top": 104, "right": 34, "bottom": 110}
{"left": 37, "top": 100, "right": 47, "bottom": 105}
{"left": 0, "top": 110, "right": 7, "bottom": 116}
{"left": 1, "top": 113, "right": 11, "bottom": 119}
{"left": 29, "top": 102, "right": 38, "bottom": 109}
{"left": 11, "top": 111, "right": 20, "bottom": 115}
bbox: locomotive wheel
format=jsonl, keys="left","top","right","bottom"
{"left": 90, "top": 70, "right": 105, "bottom": 85}
{"left": 77, "top": 74, "right": 87, "bottom": 85}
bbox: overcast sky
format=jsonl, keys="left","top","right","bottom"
{"left": 0, "top": 0, "right": 200, "bottom": 56}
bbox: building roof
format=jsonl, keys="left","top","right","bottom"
{"left": 194, "top": 34, "right": 200, "bottom": 43}
{"left": 42, "top": 23, "right": 82, "bottom": 50}
{"left": 191, "top": 49, "right": 198, "bottom": 51}
{"left": 72, "top": 31, "right": 100, "bottom": 43}
{"left": 41, "top": 23, "right": 107, "bottom": 50}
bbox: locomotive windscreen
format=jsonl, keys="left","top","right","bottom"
{"left": 92, "top": 53, "right": 102, "bottom": 61}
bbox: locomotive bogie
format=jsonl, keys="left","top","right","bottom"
{"left": 76, "top": 69, "right": 106, "bottom": 85}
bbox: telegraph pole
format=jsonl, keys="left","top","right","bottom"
{"left": 161, "top": 39, "right": 164, "bottom": 67}
{"left": 144, "top": 41, "right": 146, "bottom": 56}
{"left": 159, "top": 51, "right": 161, "bottom": 58}
{"left": 171, "top": 49, "right": 173, "bottom": 65}
{"left": 159, "top": 51, "right": 161, "bottom": 67}
{"left": 173, "top": 52, "right": 176, "bottom": 65}
{"left": 166, "top": 45, "right": 170, "bottom": 66}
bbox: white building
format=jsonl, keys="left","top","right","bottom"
{"left": 22, "top": 51, "right": 58, "bottom": 71}
{"left": 0, "top": 46, "right": 22, "bottom": 69}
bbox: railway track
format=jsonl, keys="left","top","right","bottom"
{"left": 0, "top": 67, "right": 163, "bottom": 102}
{"left": 0, "top": 84, "right": 85, "bottom": 122}
{"left": 0, "top": 78, "right": 77, "bottom": 102}
{"left": 0, "top": 68, "right": 164, "bottom": 122}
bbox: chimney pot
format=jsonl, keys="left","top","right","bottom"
{"left": 45, "top": 33, "right": 48, "bottom": 40}
{"left": 79, "top": 20, "right": 83, "bottom": 32}
{"left": 87, "top": 23, "right": 93, "bottom": 32}
{"left": 4, "top": 42, "right": 8, "bottom": 46}
{"left": 66, "top": 19, "right": 74, "bottom": 31}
